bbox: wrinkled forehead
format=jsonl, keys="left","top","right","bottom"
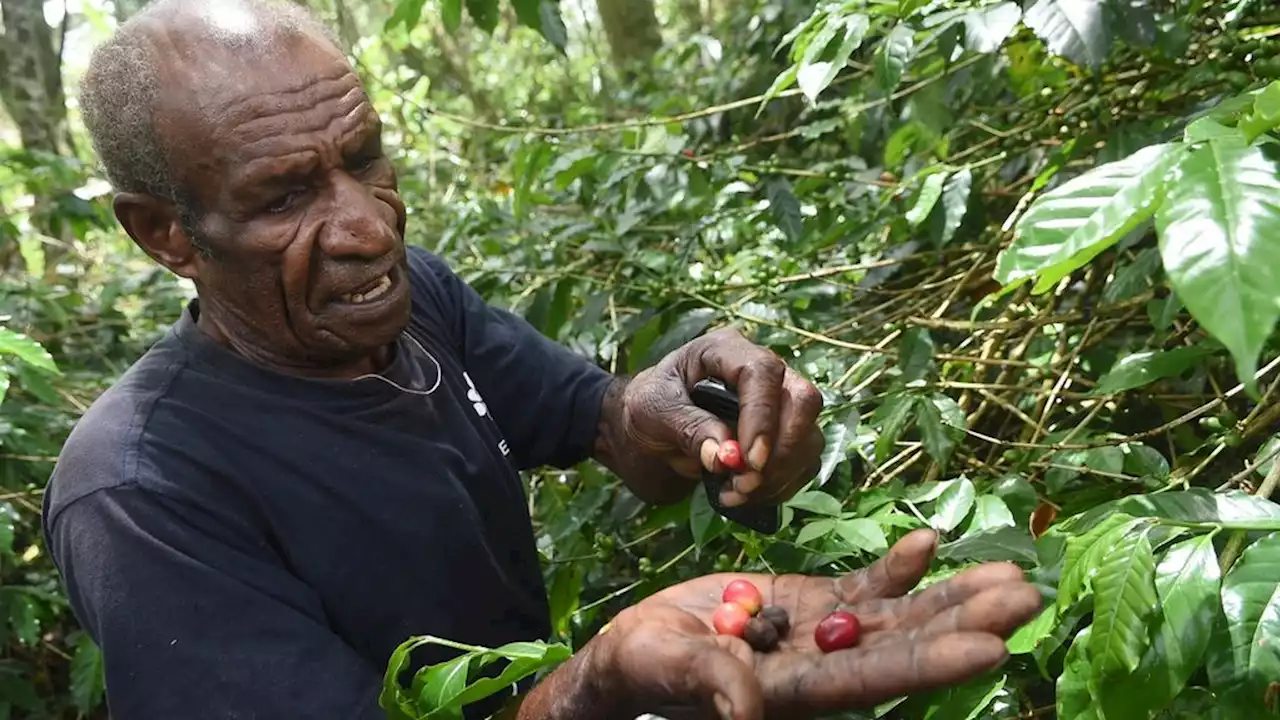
{"left": 148, "top": 8, "right": 369, "bottom": 159}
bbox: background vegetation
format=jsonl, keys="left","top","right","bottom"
{"left": 2, "top": 0, "right": 1279, "bottom": 718}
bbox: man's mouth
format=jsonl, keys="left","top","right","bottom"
{"left": 341, "top": 273, "right": 393, "bottom": 304}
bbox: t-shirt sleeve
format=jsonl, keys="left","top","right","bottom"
{"left": 45, "top": 484, "right": 386, "bottom": 720}
{"left": 412, "top": 249, "right": 614, "bottom": 471}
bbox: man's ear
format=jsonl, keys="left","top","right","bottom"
{"left": 113, "top": 192, "right": 202, "bottom": 279}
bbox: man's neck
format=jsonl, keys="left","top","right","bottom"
{"left": 193, "top": 301, "right": 394, "bottom": 380}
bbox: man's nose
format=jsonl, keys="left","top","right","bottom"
{"left": 317, "top": 173, "right": 397, "bottom": 258}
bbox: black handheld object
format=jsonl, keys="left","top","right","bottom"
{"left": 690, "top": 378, "right": 783, "bottom": 535}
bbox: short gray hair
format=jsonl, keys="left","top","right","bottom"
{"left": 79, "top": 0, "right": 341, "bottom": 208}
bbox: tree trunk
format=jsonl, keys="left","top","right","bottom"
{"left": 0, "top": 0, "right": 74, "bottom": 278}
{"left": 596, "top": 0, "right": 662, "bottom": 72}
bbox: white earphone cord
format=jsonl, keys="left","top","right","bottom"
{"left": 352, "top": 331, "right": 443, "bottom": 396}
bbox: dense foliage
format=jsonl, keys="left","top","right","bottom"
{"left": 2, "top": 0, "right": 1279, "bottom": 718}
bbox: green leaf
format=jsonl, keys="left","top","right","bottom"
{"left": 968, "top": 495, "right": 1016, "bottom": 533}
{"left": 905, "top": 671, "right": 1008, "bottom": 720}
{"left": 1156, "top": 139, "right": 1280, "bottom": 394}
{"left": 388, "top": 0, "right": 428, "bottom": 30}
{"left": 1254, "top": 435, "right": 1280, "bottom": 478}
{"left": 876, "top": 23, "right": 914, "bottom": 91}
{"left": 1239, "top": 81, "right": 1280, "bottom": 143}
{"left": 898, "top": 327, "right": 936, "bottom": 383}
{"left": 907, "top": 171, "right": 948, "bottom": 227}
{"left": 0, "top": 327, "right": 58, "bottom": 374}
{"left": 1070, "top": 488, "right": 1280, "bottom": 532}
{"left": 1058, "top": 626, "right": 1104, "bottom": 720}
{"left": 929, "top": 168, "right": 972, "bottom": 246}
{"left": 447, "top": 641, "right": 572, "bottom": 709}
{"left": 835, "top": 518, "right": 889, "bottom": 554}
{"left": 69, "top": 634, "right": 105, "bottom": 716}
{"left": 441, "top": 0, "right": 462, "bottom": 31}
{"left": 1123, "top": 444, "right": 1170, "bottom": 481}
{"left": 1114, "top": 0, "right": 1156, "bottom": 46}
{"left": 1119, "top": 534, "right": 1222, "bottom": 714}
{"left": 1207, "top": 532, "right": 1280, "bottom": 712}
{"left": 765, "top": 176, "right": 804, "bottom": 243}
{"left": 816, "top": 411, "right": 857, "bottom": 486}
{"left": 787, "top": 491, "right": 844, "bottom": 517}
{"left": 1093, "top": 345, "right": 1215, "bottom": 395}
{"left": 919, "top": 394, "right": 964, "bottom": 474}
{"left": 991, "top": 474, "right": 1039, "bottom": 526}
{"left": 1007, "top": 605, "right": 1061, "bottom": 654}
{"left": 796, "top": 517, "right": 838, "bottom": 545}
{"left": 962, "top": 2, "right": 1021, "bottom": 53}
{"left": 537, "top": 1, "right": 568, "bottom": 50}
{"left": 418, "top": 657, "right": 472, "bottom": 711}
{"left": 996, "top": 143, "right": 1184, "bottom": 293}
{"left": 1087, "top": 528, "right": 1158, "bottom": 677}
{"left": 796, "top": 13, "right": 870, "bottom": 103}
{"left": 644, "top": 308, "right": 716, "bottom": 367}
{"left": 382, "top": 637, "right": 435, "bottom": 719}
{"left": 1057, "top": 513, "right": 1142, "bottom": 610}
{"left": 931, "top": 477, "right": 977, "bottom": 533}
{"left": 465, "top": 0, "right": 499, "bottom": 32}
{"left": 0, "top": 503, "right": 12, "bottom": 555}
{"left": 874, "top": 392, "right": 918, "bottom": 462}
{"left": 937, "top": 526, "right": 1038, "bottom": 563}
{"left": 1023, "top": 0, "right": 1111, "bottom": 68}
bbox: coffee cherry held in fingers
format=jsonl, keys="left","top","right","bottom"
{"left": 717, "top": 440, "right": 746, "bottom": 472}
{"left": 712, "top": 602, "right": 752, "bottom": 637}
{"left": 814, "top": 610, "right": 861, "bottom": 653}
{"left": 721, "top": 579, "right": 763, "bottom": 615}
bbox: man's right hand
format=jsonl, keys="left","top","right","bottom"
{"left": 566, "top": 529, "right": 1041, "bottom": 720}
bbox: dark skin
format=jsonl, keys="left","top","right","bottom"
{"left": 112, "top": 5, "right": 1040, "bottom": 718}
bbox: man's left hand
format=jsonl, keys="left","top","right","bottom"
{"left": 621, "top": 327, "right": 825, "bottom": 507}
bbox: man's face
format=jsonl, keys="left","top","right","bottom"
{"left": 152, "top": 22, "right": 411, "bottom": 374}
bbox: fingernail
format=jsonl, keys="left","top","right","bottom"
{"left": 701, "top": 438, "right": 720, "bottom": 473}
{"left": 714, "top": 693, "right": 734, "bottom": 720}
{"left": 720, "top": 489, "right": 748, "bottom": 507}
{"left": 748, "top": 436, "right": 770, "bottom": 472}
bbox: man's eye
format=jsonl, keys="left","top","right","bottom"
{"left": 265, "top": 192, "right": 299, "bottom": 214}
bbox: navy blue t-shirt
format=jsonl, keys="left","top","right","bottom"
{"left": 41, "top": 246, "right": 615, "bottom": 719}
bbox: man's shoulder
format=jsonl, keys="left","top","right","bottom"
{"left": 43, "top": 338, "right": 190, "bottom": 525}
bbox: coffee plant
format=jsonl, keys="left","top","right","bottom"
{"left": 3, "top": 0, "right": 1279, "bottom": 718}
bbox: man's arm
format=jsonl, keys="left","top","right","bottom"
{"left": 46, "top": 484, "right": 387, "bottom": 720}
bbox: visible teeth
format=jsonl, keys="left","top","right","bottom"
{"left": 343, "top": 274, "right": 391, "bottom": 304}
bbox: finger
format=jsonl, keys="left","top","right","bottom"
{"left": 749, "top": 430, "right": 824, "bottom": 505}
{"left": 766, "top": 632, "right": 1010, "bottom": 712}
{"left": 852, "top": 562, "right": 1028, "bottom": 635}
{"left": 770, "top": 369, "right": 825, "bottom": 474}
{"left": 915, "top": 581, "right": 1042, "bottom": 640}
{"left": 834, "top": 528, "right": 938, "bottom": 602}
{"left": 684, "top": 641, "right": 765, "bottom": 720}
{"left": 685, "top": 329, "right": 787, "bottom": 474}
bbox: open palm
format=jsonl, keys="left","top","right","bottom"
{"left": 598, "top": 529, "right": 1041, "bottom": 720}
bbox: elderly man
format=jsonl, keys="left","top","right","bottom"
{"left": 43, "top": 1, "right": 1040, "bottom": 719}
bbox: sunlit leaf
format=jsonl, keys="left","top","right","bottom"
{"left": 1156, "top": 138, "right": 1280, "bottom": 394}
{"left": 962, "top": 2, "right": 1022, "bottom": 53}
{"left": 787, "top": 491, "right": 843, "bottom": 517}
{"left": 796, "top": 13, "right": 870, "bottom": 103}
{"left": 969, "top": 494, "right": 1016, "bottom": 533}
{"left": 937, "top": 526, "right": 1039, "bottom": 563}
{"left": 1093, "top": 345, "right": 1215, "bottom": 395}
{"left": 1087, "top": 528, "right": 1158, "bottom": 677}
{"left": 907, "top": 171, "right": 948, "bottom": 227}
{"left": 931, "top": 476, "right": 977, "bottom": 533}
{"left": 929, "top": 168, "right": 972, "bottom": 246}
{"left": 0, "top": 327, "right": 58, "bottom": 374}
{"left": 835, "top": 518, "right": 889, "bottom": 553}
{"left": 876, "top": 23, "right": 915, "bottom": 91}
{"left": 1057, "top": 513, "right": 1142, "bottom": 610}
{"left": 1058, "top": 626, "right": 1104, "bottom": 719}
{"left": 1113, "top": 534, "right": 1221, "bottom": 715}
{"left": 1023, "top": 0, "right": 1111, "bottom": 68}
{"left": 816, "top": 411, "right": 857, "bottom": 486}
{"left": 1207, "top": 532, "right": 1280, "bottom": 712}
{"left": 996, "top": 143, "right": 1184, "bottom": 293}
